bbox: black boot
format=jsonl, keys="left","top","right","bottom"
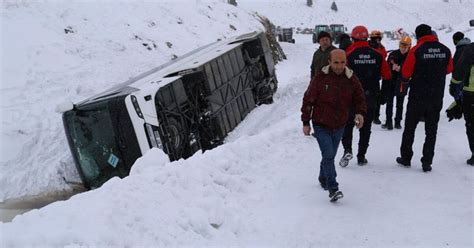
{"left": 467, "top": 155, "right": 474, "bottom": 166}
{"left": 422, "top": 163, "right": 432, "bottom": 172}
{"left": 357, "top": 155, "right": 368, "bottom": 165}
{"left": 373, "top": 117, "right": 381, "bottom": 125}
{"left": 395, "top": 120, "right": 402, "bottom": 129}
{"left": 382, "top": 119, "right": 393, "bottom": 130}
{"left": 396, "top": 157, "right": 411, "bottom": 167}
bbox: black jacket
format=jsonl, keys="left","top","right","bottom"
{"left": 453, "top": 37, "right": 471, "bottom": 67}
{"left": 452, "top": 42, "right": 474, "bottom": 94}
{"left": 346, "top": 41, "right": 391, "bottom": 105}
{"left": 401, "top": 34, "right": 453, "bottom": 105}
{"left": 386, "top": 49, "right": 409, "bottom": 96}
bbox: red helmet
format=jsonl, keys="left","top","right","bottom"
{"left": 351, "top": 25, "right": 369, "bottom": 40}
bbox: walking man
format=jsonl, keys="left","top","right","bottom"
{"left": 340, "top": 25, "right": 391, "bottom": 166}
{"left": 396, "top": 24, "right": 453, "bottom": 172}
{"left": 301, "top": 49, "right": 367, "bottom": 202}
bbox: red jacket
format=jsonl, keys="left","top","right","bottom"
{"left": 374, "top": 45, "right": 387, "bottom": 59}
{"left": 301, "top": 66, "right": 367, "bottom": 130}
{"left": 402, "top": 34, "right": 453, "bottom": 80}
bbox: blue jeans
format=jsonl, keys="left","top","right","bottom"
{"left": 312, "top": 125, "right": 344, "bottom": 191}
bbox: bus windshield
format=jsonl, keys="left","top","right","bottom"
{"left": 63, "top": 101, "right": 126, "bottom": 188}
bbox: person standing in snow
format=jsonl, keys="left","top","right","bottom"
{"left": 368, "top": 30, "right": 388, "bottom": 125}
{"left": 338, "top": 33, "right": 352, "bottom": 51}
{"left": 448, "top": 35, "right": 474, "bottom": 166}
{"left": 452, "top": 32, "right": 471, "bottom": 66}
{"left": 396, "top": 24, "right": 453, "bottom": 172}
{"left": 301, "top": 49, "right": 367, "bottom": 202}
{"left": 449, "top": 31, "right": 471, "bottom": 104}
{"left": 339, "top": 25, "right": 391, "bottom": 167}
{"left": 369, "top": 30, "right": 388, "bottom": 58}
{"left": 310, "top": 31, "right": 336, "bottom": 79}
{"left": 381, "top": 36, "right": 412, "bottom": 130}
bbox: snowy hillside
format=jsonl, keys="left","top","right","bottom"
{"left": 0, "top": 0, "right": 264, "bottom": 201}
{"left": 239, "top": 0, "right": 474, "bottom": 33}
{"left": 1, "top": 0, "right": 473, "bottom": 247}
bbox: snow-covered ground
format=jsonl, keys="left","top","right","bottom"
{"left": 1, "top": 0, "right": 473, "bottom": 247}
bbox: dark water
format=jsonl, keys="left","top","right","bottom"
{"left": 0, "top": 185, "right": 86, "bottom": 223}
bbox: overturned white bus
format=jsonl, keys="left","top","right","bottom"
{"left": 62, "top": 31, "right": 278, "bottom": 189}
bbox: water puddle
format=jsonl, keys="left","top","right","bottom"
{"left": 0, "top": 185, "right": 86, "bottom": 223}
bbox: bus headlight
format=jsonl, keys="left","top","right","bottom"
{"left": 145, "top": 123, "right": 163, "bottom": 149}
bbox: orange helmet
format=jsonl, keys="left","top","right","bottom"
{"left": 370, "top": 30, "right": 383, "bottom": 39}
{"left": 351, "top": 25, "right": 369, "bottom": 40}
{"left": 400, "top": 36, "right": 412, "bottom": 46}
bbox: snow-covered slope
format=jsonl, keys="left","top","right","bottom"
{"left": 0, "top": 0, "right": 264, "bottom": 201}
{"left": 239, "top": 0, "right": 474, "bottom": 33}
{"left": 1, "top": 34, "right": 473, "bottom": 247}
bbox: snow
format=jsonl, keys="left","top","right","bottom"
{"left": 0, "top": 0, "right": 263, "bottom": 200}
{"left": 238, "top": 0, "right": 474, "bottom": 33}
{"left": 1, "top": 0, "right": 473, "bottom": 247}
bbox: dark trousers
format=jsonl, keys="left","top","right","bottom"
{"left": 313, "top": 126, "right": 344, "bottom": 191}
{"left": 462, "top": 94, "right": 474, "bottom": 154}
{"left": 342, "top": 107, "right": 375, "bottom": 158}
{"left": 400, "top": 100, "right": 442, "bottom": 165}
{"left": 374, "top": 98, "right": 381, "bottom": 120}
{"left": 386, "top": 92, "right": 406, "bottom": 122}
{"left": 374, "top": 88, "right": 381, "bottom": 120}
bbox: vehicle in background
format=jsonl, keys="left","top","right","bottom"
{"left": 278, "top": 28, "right": 295, "bottom": 43}
{"left": 312, "top": 25, "right": 331, "bottom": 43}
{"left": 296, "top": 28, "right": 313, "bottom": 34}
{"left": 61, "top": 31, "right": 278, "bottom": 189}
{"left": 470, "top": 19, "right": 474, "bottom": 26}
{"left": 329, "top": 24, "right": 347, "bottom": 44}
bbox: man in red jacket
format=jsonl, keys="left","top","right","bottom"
{"left": 396, "top": 24, "right": 453, "bottom": 172}
{"left": 301, "top": 49, "right": 367, "bottom": 202}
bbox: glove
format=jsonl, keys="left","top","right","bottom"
{"left": 446, "top": 101, "right": 463, "bottom": 122}
{"left": 449, "top": 83, "right": 463, "bottom": 102}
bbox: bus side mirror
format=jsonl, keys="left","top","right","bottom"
{"left": 470, "top": 19, "right": 474, "bottom": 27}
{"left": 56, "top": 101, "right": 74, "bottom": 113}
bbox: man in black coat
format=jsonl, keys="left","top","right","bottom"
{"left": 381, "top": 36, "right": 412, "bottom": 130}
{"left": 396, "top": 24, "right": 453, "bottom": 172}
{"left": 339, "top": 25, "right": 391, "bottom": 167}
{"left": 452, "top": 31, "right": 471, "bottom": 66}
{"left": 449, "top": 40, "right": 474, "bottom": 165}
